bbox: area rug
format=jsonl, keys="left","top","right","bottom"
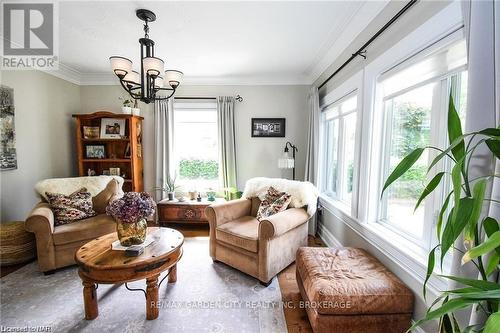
{"left": 0, "top": 238, "right": 287, "bottom": 333}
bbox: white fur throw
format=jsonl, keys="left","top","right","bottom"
{"left": 242, "top": 177, "right": 319, "bottom": 216}
{"left": 35, "top": 176, "right": 124, "bottom": 201}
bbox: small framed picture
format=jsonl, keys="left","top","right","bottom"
{"left": 83, "top": 126, "right": 100, "bottom": 139}
{"left": 251, "top": 118, "right": 286, "bottom": 137}
{"left": 100, "top": 118, "right": 126, "bottom": 139}
{"left": 102, "top": 170, "right": 110, "bottom": 176}
{"left": 85, "top": 145, "right": 106, "bottom": 159}
{"left": 109, "top": 167, "right": 120, "bottom": 176}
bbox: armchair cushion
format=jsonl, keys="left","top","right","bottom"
{"left": 216, "top": 216, "right": 259, "bottom": 252}
{"left": 52, "top": 214, "right": 116, "bottom": 245}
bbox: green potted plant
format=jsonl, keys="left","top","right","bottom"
{"left": 163, "top": 174, "right": 180, "bottom": 201}
{"left": 119, "top": 96, "right": 133, "bottom": 114}
{"left": 382, "top": 94, "right": 500, "bottom": 332}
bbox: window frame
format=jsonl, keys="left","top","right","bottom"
{"left": 172, "top": 99, "right": 219, "bottom": 189}
{"left": 318, "top": 71, "right": 363, "bottom": 218}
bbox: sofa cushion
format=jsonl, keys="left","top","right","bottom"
{"left": 296, "top": 247, "right": 414, "bottom": 316}
{"left": 35, "top": 176, "right": 124, "bottom": 201}
{"left": 52, "top": 214, "right": 116, "bottom": 245}
{"left": 92, "top": 179, "right": 123, "bottom": 214}
{"left": 216, "top": 216, "right": 259, "bottom": 253}
{"left": 46, "top": 188, "right": 97, "bottom": 226}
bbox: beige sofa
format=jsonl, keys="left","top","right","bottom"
{"left": 205, "top": 197, "right": 310, "bottom": 285}
{"left": 25, "top": 176, "right": 123, "bottom": 273}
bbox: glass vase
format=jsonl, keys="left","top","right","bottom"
{"left": 116, "top": 218, "right": 147, "bottom": 247}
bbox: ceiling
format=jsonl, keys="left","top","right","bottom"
{"left": 55, "top": 1, "right": 389, "bottom": 85}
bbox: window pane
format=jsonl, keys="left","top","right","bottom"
{"left": 383, "top": 83, "right": 434, "bottom": 238}
{"left": 342, "top": 112, "right": 357, "bottom": 204}
{"left": 325, "top": 119, "right": 339, "bottom": 196}
{"left": 174, "top": 108, "right": 219, "bottom": 191}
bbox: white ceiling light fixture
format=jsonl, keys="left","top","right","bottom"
{"left": 110, "top": 9, "right": 183, "bottom": 104}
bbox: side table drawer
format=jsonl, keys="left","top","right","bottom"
{"left": 158, "top": 205, "right": 208, "bottom": 223}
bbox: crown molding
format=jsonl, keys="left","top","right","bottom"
{"left": 305, "top": 0, "right": 390, "bottom": 84}
{"left": 41, "top": 63, "right": 312, "bottom": 86}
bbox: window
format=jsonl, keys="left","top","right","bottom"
{"left": 173, "top": 100, "right": 219, "bottom": 191}
{"left": 377, "top": 39, "right": 467, "bottom": 248}
{"left": 322, "top": 93, "right": 358, "bottom": 209}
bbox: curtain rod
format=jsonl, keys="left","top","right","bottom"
{"left": 174, "top": 95, "right": 243, "bottom": 102}
{"left": 318, "top": 0, "right": 418, "bottom": 90}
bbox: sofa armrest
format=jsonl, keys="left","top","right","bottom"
{"left": 25, "top": 202, "right": 55, "bottom": 235}
{"left": 259, "top": 208, "right": 309, "bottom": 239}
{"left": 205, "top": 198, "right": 252, "bottom": 228}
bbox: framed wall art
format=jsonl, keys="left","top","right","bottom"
{"left": 251, "top": 118, "right": 285, "bottom": 137}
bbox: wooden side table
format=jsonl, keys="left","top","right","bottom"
{"left": 157, "top": 198, "right": 225, "bottom": 226}
{"left": 75, "top": 227, "right": 184, "bottom": 320}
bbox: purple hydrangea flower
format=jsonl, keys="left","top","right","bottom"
{"left": 106, "top": 192, "right": 156, "bottom": 224}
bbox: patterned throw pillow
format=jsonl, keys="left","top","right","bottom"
{"left": 256, "top": 187, "right": 292, "bottom": 220}
{"left": 45, "top": 187, "right": 97, "bottom": 226}
{"left": 258, "top": 193, "right": 292, "bottom": 220}
{"left": 256, "top": 186, "right": 285, "bottom": 220}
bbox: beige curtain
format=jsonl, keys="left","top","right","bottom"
{"left": 304, "top": 87, "right": 320, "bottom": 235}
{"left": 154, "top": 98, "right": 174, "bottom": 201}
{"left": 217, "top": 96, "right": 237, "bottom": 189}
{"left": 453, "top": 0, "right": 500, "bottom": 327}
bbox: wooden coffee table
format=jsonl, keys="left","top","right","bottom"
{"left": 75, "top": 227, "right": 184, "bottom": 320}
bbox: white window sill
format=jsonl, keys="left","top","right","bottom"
{"left": 318, "top": 194, "right": 447, "bottom": 296}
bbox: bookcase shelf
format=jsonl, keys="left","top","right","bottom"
{"left": 73, "top": 111, "right": 144, "bottom": 192}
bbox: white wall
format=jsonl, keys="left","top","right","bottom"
{"left": 80, "top": 84, "right": 309, "bottom": 193}
{"left": 0, "top": 70, "right": 81, "bottom": 222}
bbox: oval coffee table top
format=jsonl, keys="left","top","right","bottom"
{"left": 75, "top": 227, "right": 184, "bottom": 271}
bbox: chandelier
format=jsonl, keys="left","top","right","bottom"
{"left": 109, "top": 9, "right": 183, "bottom": 104}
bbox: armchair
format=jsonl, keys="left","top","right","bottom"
{"left": 205, "top": 197, "right": 310, "bottom": 285}
{"left": 25, "top": 176, "right": 123, "bottom": 273}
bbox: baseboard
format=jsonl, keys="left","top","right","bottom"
{"left": 317, "top": 223, "right": 343, "bottom": 247}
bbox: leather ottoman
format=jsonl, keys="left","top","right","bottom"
{"left": 296, "top": 247, "right": 414, "bottom": 333}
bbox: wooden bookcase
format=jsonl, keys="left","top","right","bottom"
{"left": 73, "top": 111, "right": 144, "bottom": 192}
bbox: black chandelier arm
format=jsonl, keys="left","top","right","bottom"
{"left": 119, "top": 79, "right": 141, "bottom": 100}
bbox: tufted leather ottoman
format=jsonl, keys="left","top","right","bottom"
{"left": 296, "top": 247, "right": 414, "bottom": 333}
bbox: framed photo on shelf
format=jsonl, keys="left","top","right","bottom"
{"left": 109, "top": 167, "right": 120, "bottom": 176}
{"left": 251, "top": 118, "right": 285, "bottom": 137}
{"left": 100, "top": 118, "right": 126, "bottom": 139}
{"left": 83, "top": 126, "right": 100, "bottom": 139}
{"left": 85, "top": 145, "right": 106, "bottom": 159}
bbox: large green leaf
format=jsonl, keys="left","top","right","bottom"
{"left": 483, "top": 311, "right": 500, "bottom": 333}
{"left": 485, "top": 139, "right": 500, "bottom": 159}
{"left": 486, "top": 252, "right": 500, "bottom": 276}
{"left": 439, "top": 275, "right": 500, "bottom": 290}
{"left": 463, "top": 231, "right": 500, "bottom": 264}
{"left": 423, "top": 245, "right": 438, "bottom": 299}
{"left": 416, "top": 298, "right": 476, "bottom": 325}
{"left": 479, "top": 127, "right": 500, "bottom": 137}
{"left": 483, "top": 217, "right": 500, "bottom": 256}
{"left": 415, "top": 172, "right": 445, "bottom": 212}
{"left": 464, "top": 179, "right": 487, "bottom": 247}
{"left": 450, "top": 159, "right": 463, "bottom": 226}
{"left": 381, "top": 148, "right": 424, "bottom": 197}
{"left": 441, "top": 198, "right": 474, "bottom": 263}
{"left": 462, "top": 231, "right": 500, "bottom": 264}
{"left": 448, "top": 95, "right": 465, "bottom": 162}
{"left": 437, "top": 192, "right": 453, "bottom": 241}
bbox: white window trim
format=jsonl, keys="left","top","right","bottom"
{"left": 317, "top": 1, "right": 463, "bottom": 293}
{"left": 319, "top": 71, "right": 363, "bottom": 218}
